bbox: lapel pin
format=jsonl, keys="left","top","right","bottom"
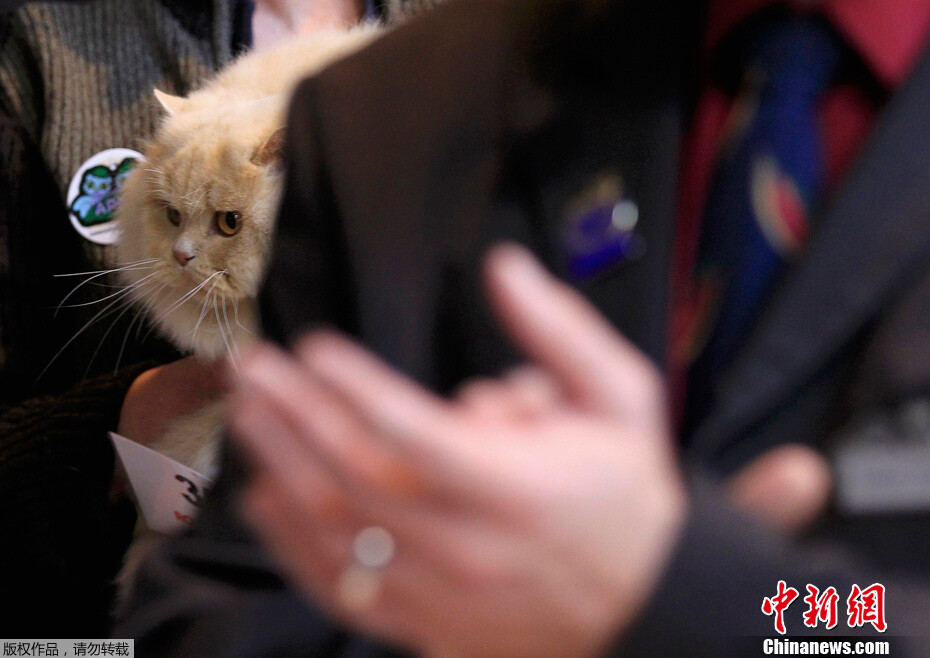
{"left": 561, "top": 173, "right": 644, "bottom": 280}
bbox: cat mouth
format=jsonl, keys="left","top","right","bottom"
{"left": 166, "top": 269, "right": 230, "bottom": 299}
{"left": 176, "top": 267, "right": 227, "bottom": 283}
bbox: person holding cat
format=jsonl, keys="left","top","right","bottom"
{"left": 118, "top": 0, "right": 930, "bottom": 654}
{"left": 0, "top": 0, "right": 392, "bottom": 636}
{"left": 0, "top": 0, "right": 256, "bottom": 635}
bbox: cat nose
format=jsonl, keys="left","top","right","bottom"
{"left": 173, "top": 248, "right": 195, "bottom": 267}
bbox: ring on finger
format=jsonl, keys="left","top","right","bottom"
{"left": 337, "top": 526, "right": 396, "bottom": 612}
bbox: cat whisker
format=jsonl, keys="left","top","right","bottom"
{"left": 134, "top": 283, "right": 168, "bottom": 343}
{"left": 117, "top": 281, "right": 170, "bottom": 373}
{"left": 144, "top": 166, "right": 166, "bottom": 185}
{"left": 190, "top": 277, "right": 222, "bottom": 343}
{"left": 86, "top": 281, "right": 139, "bottom": 289}
{"left": 54, "top": 258, "right": 159, "bottom": 278}
{"left": 37, "top": 278, "right": 157, "bottom": 383}
{"left": 190, "top": 291, "right": 212, "bottom": 342}
{"left": 144, "top": 270, "right": 226, "bottom": 339}
{"left": 213, "top": 294, "right": 237, "bottom": 371}
{"left": 55, "top": 270, "right": 160, "bottom": 312}
{"left": 180, "top": 182, "right": 207, "bottom": 205}
{"left": 52, "top": 277, "right": 153, "bottom": 340}
{"left": 232, "top": 298, "right": 253, "bottom": 335}
{"left": 220, "top": 293, "right": 240, "bottom": 361}
{"left": 83, "top": 278, "right": 161, "bottom": 380}
{"left": 54, "top": 260, "right": 160, "bottom": 316}
{"left": 114, "top": 311, "right": 144, "bottom": 375}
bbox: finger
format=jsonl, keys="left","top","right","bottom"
{"left": 241, "top": 427, "right": 523, "bottom": 616}
{"left": 241, "top": 473, "right": 351, "bottom": 579}
{"left": 455, "top": 378, "right": 528, "bottom": 422}
{"left": 502, "top": 365, "right": 563, "bottom": 416}
{"left": 294, "top": 332, "right": 490, "bottom": 479}
{"left": 242, "top": 474, "right": 451, "bottom": 652}
{"left": 455, "top": 366, "right": 562, "bottom": 422}
{"left": 230, "top": 381, "right": 352, "bottom": 524}
{"left": 235, "top": 343, "right": 435, "bottom": 502}
{"left": 242, "top": 444, "right": 546, "bottom": 658}
{"left": 483, "top": 244, "right": 666, "bottom": 428}
{"left": 242, "top": 476, "right": 425, "bottom": 644}
{"left": 726, "top": 444, "right": 833, "bottom": 534}
{"left": 296, "top": 333, "right": 543, "bottom": 512}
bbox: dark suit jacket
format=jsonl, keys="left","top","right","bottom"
{"left": 118, "top": 0, "right": 930, "bottom": 654}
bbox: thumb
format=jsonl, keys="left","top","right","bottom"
{"left": 483, "top": 244, "right": 668, "bottom": 429}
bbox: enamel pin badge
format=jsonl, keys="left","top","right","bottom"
{"left": 561, "top": 174, "right": 643, "bottom": 280}
{"left": 66, "top": 148, "right": 143, "bottom": 245}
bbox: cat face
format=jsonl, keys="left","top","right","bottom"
{"left": 116, "top": 95, "right": 285, "bottom": 360}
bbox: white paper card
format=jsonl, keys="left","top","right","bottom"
{"left": 109, "top": 432, "right": 214, "bottom": 534}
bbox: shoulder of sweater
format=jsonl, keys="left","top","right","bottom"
{"left": 0, "top": 0, "right": 228, "bottom": 44}
{"left": 0, "top": 7, "right": 40, "bottom": 135}
{"left": 0, "top": 0, "right": 238, "bottom": 131}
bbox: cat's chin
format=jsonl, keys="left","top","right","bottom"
{"left": 144, "top": 291, "right": 258, "bottom": 361}
{"left": 181, "top": 324, "right": 254, "bottom": 361}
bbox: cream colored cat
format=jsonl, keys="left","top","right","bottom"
{"left": 113, "top": 25, "right": 381, "bottom": 597}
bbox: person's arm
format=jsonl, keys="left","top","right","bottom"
{"left": 0, "top": 103, "right": 169, "bottom": 634}
{"left": 0, "top": 368, "right": 154, "bottom": 636}
{"left": 0, "top": 72, "right": 217, "bottom": 634}
{"left": 616, "top": 478, "right": 928, "bottom": 657}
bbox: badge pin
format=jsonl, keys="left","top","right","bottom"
{"left": 67, "top": 147, "right": 144, "bottom": 245}
{"left": 561, "top": 174, "right": 643, "bottom": 279}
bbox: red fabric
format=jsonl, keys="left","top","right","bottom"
{"left": 668, "top": 0, "right": 930, "bottom": 424}
{"left": 824, "top": 1, "right": 930, "bottom": 88}
{"left": 705, "top": 1, "right": 930, "bottom": 86}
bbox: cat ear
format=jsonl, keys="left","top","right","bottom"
{"left": 251, "top": 127, "right": 286, "bottom": 168}
{"left": 153, "top": 89, "right": 186, "bottom": 116}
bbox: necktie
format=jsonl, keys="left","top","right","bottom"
{"left": 684, "top": 15, "right": 843, "bottom": 432}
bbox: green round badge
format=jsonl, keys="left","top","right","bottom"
{"left": 67, "top": 148, "right": 143, "bottom": 245}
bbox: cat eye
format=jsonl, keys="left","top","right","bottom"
{"left": 216, "top": 211, "right": 242, "bottom": 236}
{"left": 166, "top": 206, "right": 181, "bottom": 227}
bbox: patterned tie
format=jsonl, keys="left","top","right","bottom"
{"left": 684, "top": 15, "right": 843, "bottom": 432}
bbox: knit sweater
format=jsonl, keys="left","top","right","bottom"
{"left": 0, "top": 0, "right": 250, "bottom": 635}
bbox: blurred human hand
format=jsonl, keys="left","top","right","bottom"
{"left": 231, "top": 245, "right": 687, "bottom": 658}
{"left": 458, "top": 371, "right": 835, "bottom": 535}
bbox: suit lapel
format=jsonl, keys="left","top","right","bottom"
{"left": 692, "top": 43, "right": 930, "bottom": 456}
{"left": 544, "top": 99, "right": 684, "bottom": 365}
{"left": 535, "top": 0, "right": 701, "bottom": 365}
